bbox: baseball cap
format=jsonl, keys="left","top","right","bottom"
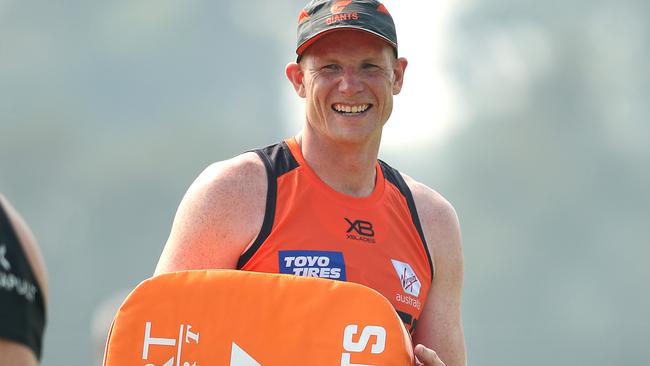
{"left": 296, "top": 0, "right": 397, "bottom": 60}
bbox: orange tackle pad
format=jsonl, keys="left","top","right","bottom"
{"left": 103, "top": 270, "right": 414, "bottom": 366}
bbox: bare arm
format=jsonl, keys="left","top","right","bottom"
{"left": 404, "top": 178, "right": 467, "bottom": 366}
{"left": 0, "top": 341, "right": 38, "bottom": 366}
{"left": 154, "top": 152, "right": 268, "bottom": 274}
{"left": 0, "top": 194, "right": 48, "bottom": 366}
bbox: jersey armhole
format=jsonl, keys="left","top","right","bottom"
{"left": 236, "top": 150, "right": 276, "bottom": 269}
{"left": 378, "top": 160, "right": 435, "bottom": 280}
{"left": 237, "top": 142, "right": 300, "bottom": 269}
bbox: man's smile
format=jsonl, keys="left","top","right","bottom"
{"left": 332, "top": 103, "right": 373, "bottom": 115}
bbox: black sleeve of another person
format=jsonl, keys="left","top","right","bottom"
{"left": 0, "top": 202, "right": 46, "bottom": 360}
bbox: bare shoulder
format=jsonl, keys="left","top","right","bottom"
{"left": 399, "top": 174, "right": 462, "bottom": 272}
{"left": 0, "top": 194, "right": 49, "bottom": 306}
{"left": 154, "top": 152, "right": 268, "bottom": 274}
{"left": 182, "top": 152, "right": 267, "bottom": 227}
{"left": 400, "top": 174, "right": 460, "bottom": 236}
{"left": 190, "top": 152, "right": 267, "bottom": 201}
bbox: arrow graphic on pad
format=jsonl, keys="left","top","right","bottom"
{"left": 230, "top": 342, "right": 261, "bottom": 366}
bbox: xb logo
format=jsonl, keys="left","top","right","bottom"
{"left": 345, "top": 218, "right": 375, "bottom": 237}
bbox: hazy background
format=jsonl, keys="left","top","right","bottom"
{"left": 1, "top": 0, "right": 648, "bottom": 364}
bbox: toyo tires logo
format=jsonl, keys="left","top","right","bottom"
{"left": 279, "top": 250, "right": 347, "bottom": 280}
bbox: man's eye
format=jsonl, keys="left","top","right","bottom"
{"left": 322, "top": 64, "right": 339, "bottom": 71}
{"left": 363, "top": 63, "right": 380, "bottom": 70}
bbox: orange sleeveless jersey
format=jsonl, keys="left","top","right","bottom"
{"left": 238, "top": 138, "right": 434, "bottom": 334}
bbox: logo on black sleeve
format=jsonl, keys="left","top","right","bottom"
{"left": 0, "top": 244, "right": 10, "bottom": 271}
{"left": 0, "top": 243, "right": 38, "bottom": 302}
{"left": 345, "top": 218, "right": 376, "bottom": 243}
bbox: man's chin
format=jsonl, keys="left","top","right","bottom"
{"left": 327, "top": 128, "right": 382, "bottom": 146}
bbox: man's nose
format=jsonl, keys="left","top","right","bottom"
{"left": 338, "top": 70, "right": 364, "bottom": 95}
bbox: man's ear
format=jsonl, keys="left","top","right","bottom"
{"left": 392, "top": 57, "right": 408, "bottom": 95}
{"left": 285, "top": 62, "right": 306, "bottom": 98}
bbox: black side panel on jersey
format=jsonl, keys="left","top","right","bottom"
{"left": 378, "top": 160, "right": 435, "bottom": 279}
{"left": 237, "top": 142, "right": 300, "bottom": 269}
{"left": 0, "top": 201, "right": 46, "bottom": 359}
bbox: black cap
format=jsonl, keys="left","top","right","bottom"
{"left": 296, "top": 0, "right": 397, "bottom": 59}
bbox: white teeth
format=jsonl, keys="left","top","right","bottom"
{"left": 333, "top": 104, "right": 369, "bottom": 113}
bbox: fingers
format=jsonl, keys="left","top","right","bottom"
{"left": 414, "top": 344, "right": 445, "bottom": 366}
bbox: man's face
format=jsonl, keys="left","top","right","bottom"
{"left": 290, "top": 30, "right": 407, "bottom": 145}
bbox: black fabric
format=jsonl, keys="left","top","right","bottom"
{"left": 0, "top": 201, "right": 46, "bottom": 359}
{"left": 237, "top": 142, "right": 300, "bottom": 269}
{"left": 259, "top": 141, "right": 301, "bottom": 178}
{"left": 396, "top": 310, "right": 418, "bottom": 335}
{"left": 379, "top": 160, "right": 435, "bottom": 279}
{"left": 396, "top": 309, "right": 412, "bottom": 324}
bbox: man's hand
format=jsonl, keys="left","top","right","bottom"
{"left": 414, "top": 344, "right": 446, "bottom": 366}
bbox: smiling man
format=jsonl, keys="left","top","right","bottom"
{"left": 155, "top": 1, "right": 466, "bottom": 365}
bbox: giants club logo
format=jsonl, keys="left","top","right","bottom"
{"left": 326, "top": 0, "right": 359, "bottom": 25}
{"left": 345, "top": 218, "right": 375, "bottom": 243}
{"left": 331, "top": 0, "right": 352, "bottom": 14}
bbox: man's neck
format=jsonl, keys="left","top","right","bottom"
{"left": 295, "top": 131, "right": 381, "bottom": 197}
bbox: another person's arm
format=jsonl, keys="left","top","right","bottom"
{"left": 154, "top": 153, "right": 267, "bottom": 274}
{"left": 406, "top": 179, "right": 467, "bottom": 366}
{"left": 0, "top": 194, "right": 48, "bottom": 366}
{"left": 0, "top": 344, "right": 39, "bottom": 366}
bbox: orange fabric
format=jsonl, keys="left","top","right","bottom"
{"left": 241, "top": 138, "right": 432, "bottom": 334}
{"left": 103, "top": 270, "right": 414, "bottom": 365}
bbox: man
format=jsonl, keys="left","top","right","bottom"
{"left": 155, "top": 0, "right": 466, "bottom": 365}
{"left": 0, "top": 194, "right": 48, "bottom": 366}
